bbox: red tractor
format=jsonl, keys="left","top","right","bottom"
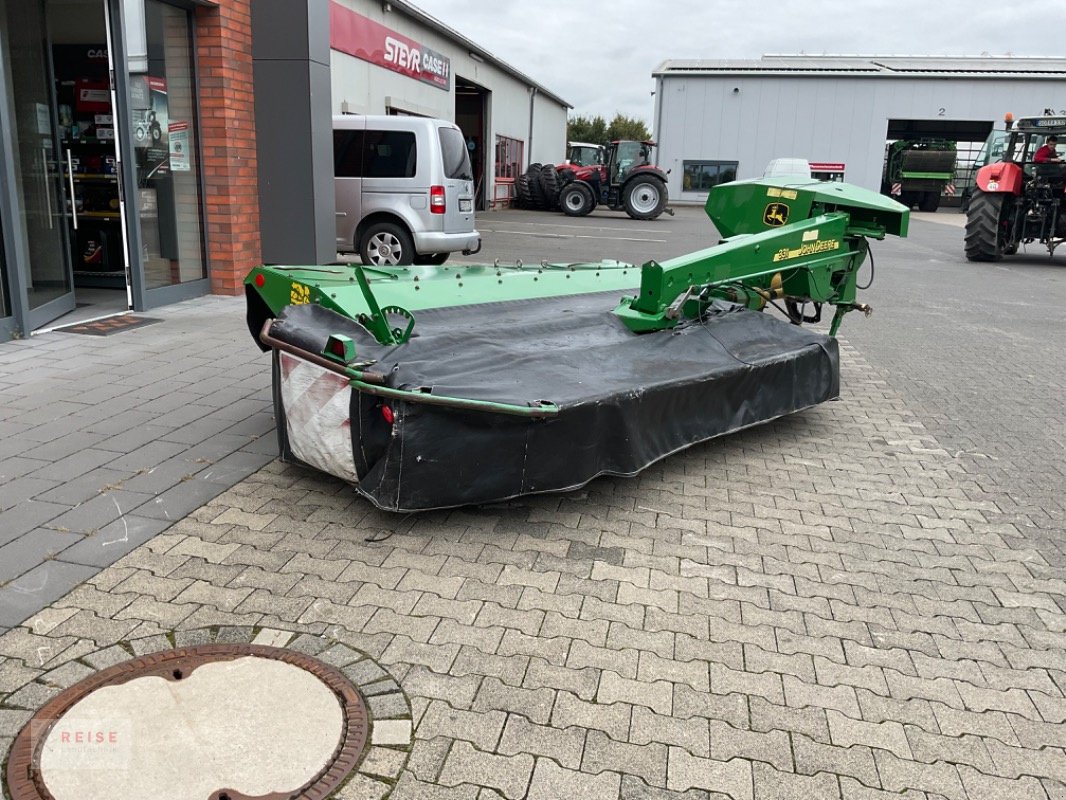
{"left": 557, "top": 140, "right": 671, "bottom": 220}
{"left": 966, "top": 113, "right": 1066, "bottom": 260}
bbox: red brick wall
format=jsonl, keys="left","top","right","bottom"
{"left": 194, "top": 0, "right": 260, "bottom": 295}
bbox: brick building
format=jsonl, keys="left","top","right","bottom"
{"left": 0, "top": 0, "right": 567, "bottom": 342}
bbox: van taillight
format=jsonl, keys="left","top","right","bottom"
{"left": 430, "top": 185, "right": 446, "bottom": 214}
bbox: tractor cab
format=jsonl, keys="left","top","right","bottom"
{"left": 608, "top": 140, "right": 654, "bottom": 184}
{"left": 1002, "top": 116, "right": 1066, "bottom": 171}
{"left": 980, "top": 129, "right": 1009, "bottom": 166}
{"left": 961, "top": 129, "right": 1008, "bottom": 209}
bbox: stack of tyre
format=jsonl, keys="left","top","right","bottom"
{"left": 514, "top": 163, "right": 562, "bottom": 211}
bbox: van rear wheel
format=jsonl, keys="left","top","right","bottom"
{"left": 360, "top": 222, "right": 414, "bottom": 266}
{"left": 414, "top": 252, "right": 449, "bottom": 265}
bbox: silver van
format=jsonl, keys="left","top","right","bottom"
{"left": 334, "top": 115, "right": 481, "bottom": 266}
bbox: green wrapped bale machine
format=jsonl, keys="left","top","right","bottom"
{"left": 245, "top": 176, "right": 908, "bottom": 511}
{"left": 882, "top": 139, "right": 957, "bottom": 212}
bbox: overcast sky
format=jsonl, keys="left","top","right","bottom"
{"left": 415, "top": 0, "right": 1065, "bottom": 128}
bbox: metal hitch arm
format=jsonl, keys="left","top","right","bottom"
{"left": 614, "top": 177, "right": 908, "bottom": 337}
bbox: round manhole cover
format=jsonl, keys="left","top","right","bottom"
{"left": 6, "top": 644, "right": 368, "bottom": 800}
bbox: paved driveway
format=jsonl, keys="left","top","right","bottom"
{"left": 1, "top": 207, "right": 1064, "bottom": 799}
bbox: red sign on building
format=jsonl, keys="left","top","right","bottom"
{"left": 330, "top": 2, "right": 451, "bottom": 91}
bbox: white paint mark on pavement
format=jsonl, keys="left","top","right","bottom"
{"left": 102, "top": 495, "right": 130, "bottom": 547}
{"left": 11, "top": 570, "right": 48, "bottom": 596}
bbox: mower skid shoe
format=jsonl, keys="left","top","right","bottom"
{"left": 268, "top": 298, "right": 840, "bottom": 512}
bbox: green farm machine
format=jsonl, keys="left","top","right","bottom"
{"left": 245, "top": 175, "right": 908, "bottom": 511}
{"left": 882, "top": 139, "right": 957, "bottom": 211}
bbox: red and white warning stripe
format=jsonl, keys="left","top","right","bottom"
{"left": 278, "top": 352, "right": 359, "bottom": 484}
{"left": 945, "top": 184, "right": 956, "bottom": 196}
{"left": 890, "top": 183, "right": 902, "bottom": 196}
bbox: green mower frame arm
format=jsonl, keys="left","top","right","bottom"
{"left": 614, "top": 177, "right": 909, "bottom": 337}
{"left": 244, "top": 177, "right": 907, "bottom": 353}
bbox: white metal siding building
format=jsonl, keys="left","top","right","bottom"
{"left": 330, "top": 0, "right": 569, "bottom": 208}
{"left": 652, "top": 56, "right": 1066, "bottom": 202}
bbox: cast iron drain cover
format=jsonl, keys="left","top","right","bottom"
{"left": 6, "top": 644, "right": 369, "bottom": 800}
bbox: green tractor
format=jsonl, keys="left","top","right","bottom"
{"left": 882, "top": 139, "right": 957, "bottom": 211}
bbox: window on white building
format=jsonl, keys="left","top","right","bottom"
{"left": 495, "top": 135, "right": 524, "bottom": 180}
{"left": 683, "top": 160, "right": 738, "bottom": 192}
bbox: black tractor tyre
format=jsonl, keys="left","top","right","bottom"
{"left": 964, "top": 189, "right": 1007, "bottom": 262}
{"left": 515, "top": 174, "right": 533, "bottom": 208}
{"left": 528, "top": 166, "right": 548, "bottom": 209}
{"left": 360, "top": 221, "right": 415, "bottom": 266}
{"left": 413, "top": 252, "right": 449, "bottom": 265}
{"left": 622, "top": 176, "right": 668, "bottom": 220}
{"left": 539, "top": 165, "right": 561, "bottom": 210}
{"left": 918, "top": 192, "right": 942, "bottom": 212}
{"left": 559, "top": 183, "right": 595, "bottom": 217}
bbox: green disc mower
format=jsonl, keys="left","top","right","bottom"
{"left": 245, "top": 175, "right": 908, "bottom": 511}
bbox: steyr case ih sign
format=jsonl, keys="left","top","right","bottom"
{"left": 330, "top": 2, "right": 451, "bottom": 91}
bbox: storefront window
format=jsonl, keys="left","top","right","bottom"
{"left": 130, "top": 0, "right": 205, "bottom": 289}
{"left": 682, "top": 160, "right": 738, "bottom": 192}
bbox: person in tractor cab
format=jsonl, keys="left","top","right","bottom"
{"left": 1034, "top": 135, "right": 1062, "bottom": 164}
{"left": 632, "top": 144, "right": 651, "bottom": 169}
{"left": 1032, "top": 135, "right": 1066, "bottom": 192}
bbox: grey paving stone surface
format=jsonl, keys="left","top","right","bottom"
{"left": 0, "top": 561, "right": 99, "bottom": 627}
{"left": 0, "top": 499, "right": 69, "bottom": 545}
{"left": 1, "top": 218, "right": 1065, "bottom": 798}
{"left": 0, "top": 296, "right": 274, "bottom": 626}
{"left": 0, "top": 529, "right": 82, "bottom": 583}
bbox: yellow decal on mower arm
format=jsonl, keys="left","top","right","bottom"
{"left": 773, "top": 238, "right": 841, "bottom": 263}
{"left": 290, "top": 282, "right": 311, "bottom": 305}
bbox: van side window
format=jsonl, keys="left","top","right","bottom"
{"left": 334, "top": 130, "right": 365, "bottom": 178}
{"left": 364, "top": 130, "right": 417, "bottom": 178}
{"left": 439, "top": 127, "right": 473, "bottom": 180}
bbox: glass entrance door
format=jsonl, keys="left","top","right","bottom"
{"left": 50, "top": 0, "right": 133, "bottom": 314}
{"left": 0, "top": 0, "right": 76, "bottom": 328}
{"left": 119, "top": 0, "right": 207, "bottom": 307}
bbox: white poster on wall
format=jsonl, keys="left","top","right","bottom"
{"left": 123, "top": 0, "right": 148, "bottom": 73}
{"left": 169, "top": 121, "right": 189, "bottom": 171}
{"left": 36, "top": 103, "right": 51, "bottom": 135}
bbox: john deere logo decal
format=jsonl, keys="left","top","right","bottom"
{"left": 764, "top": 203, "right": 789, "bottom": 226}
